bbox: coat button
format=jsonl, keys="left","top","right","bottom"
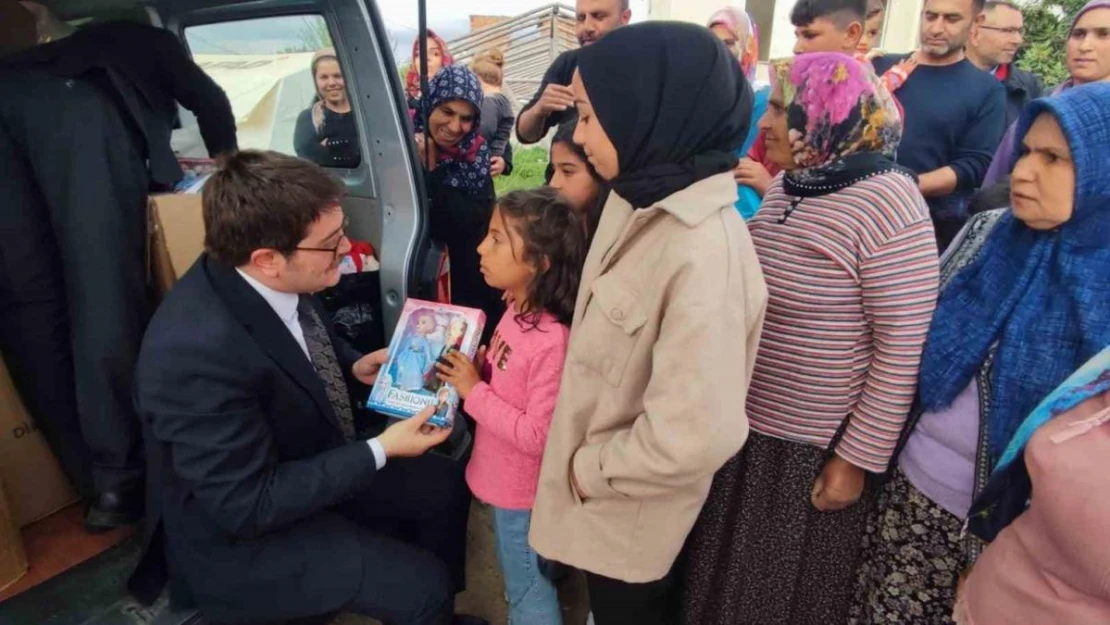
{"left": 611, "top": 308, "right": 625, "bottom": 321}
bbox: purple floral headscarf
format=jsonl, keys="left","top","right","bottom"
{"left": 770, "top": 53, "right": 902, "bottom": 170}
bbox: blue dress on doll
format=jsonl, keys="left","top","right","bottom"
{"left": 393, "top": 333, "right": 434, "bottom": 391}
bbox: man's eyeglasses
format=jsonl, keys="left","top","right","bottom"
{"left": 295, "top": 216, "right": 350, "bottom": 259}
{"left": 980, "top": 25, "right": 1025, "bottom": 37}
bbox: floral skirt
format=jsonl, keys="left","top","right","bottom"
{"left": 847, "top": 468, "right": 965, "bottom": 625}
{"left": 679, "top": 432, "right": 874, "bottom": 625}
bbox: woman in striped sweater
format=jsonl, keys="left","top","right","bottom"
{"left": 680, "top": 52, "right": 940, "bottom": 625}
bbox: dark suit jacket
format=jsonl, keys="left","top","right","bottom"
{"left": 128, "top": 254, "right": 378, "bottom": 623}
{"left": 1001, "top": 65, "right": 1044, "bottom": 129}
{"left": 2, "top": 21, "right": 237, "bottom": 184}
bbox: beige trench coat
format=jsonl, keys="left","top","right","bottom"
{"left": 529, "top": 173, "right": 768, "bottom": 583}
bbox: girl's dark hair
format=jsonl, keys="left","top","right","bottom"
{"left": 497, "top": 187, "right": 588, "bottom": 329}
{"left": 551, "top": 117, "right": 608, "bottom": 245}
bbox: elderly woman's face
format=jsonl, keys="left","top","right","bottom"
{"left": 758, "top": 79, "right": 797, "bottom": 170}
{"left": 1011, "top": 113, "right": 1075, "bottom": 231}
{"left": 571, "top": 70, "right": 620, "bottom": 180}
{"left": 428, "top": 99, "right": 476, "bottom": 149}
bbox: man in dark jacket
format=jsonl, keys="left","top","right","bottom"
{"left": 966, "top": 0, "right": 1044, "bottom": 127}
{"left": 0, "top": 5, "right": 237, "bottom": 531}
{"left": 129, "top": 151, "right": 481, "bottom": 625}
{"left": 515, "top": 0, "right": 631, "bottom": 179}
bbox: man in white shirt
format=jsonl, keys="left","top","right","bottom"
{"left": 128, "top": 151, "right": 481, "bottom": 625}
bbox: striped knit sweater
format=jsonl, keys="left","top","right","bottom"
{"left": 746, "top": 171, "right": 940, "bottom": 473}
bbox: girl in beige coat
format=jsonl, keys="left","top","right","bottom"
{"left": 527, "top": 22, "right": 768, "bottom": 625}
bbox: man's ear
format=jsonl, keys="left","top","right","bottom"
{"left": 248, "top": 248, "right": 284, "bottom": 279}
{"left": 621, "top": 8, "right": 632, "bottom": 25}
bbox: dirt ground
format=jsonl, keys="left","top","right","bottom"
{"left": 333, "top": 502, "right": 590, "bottom": 625}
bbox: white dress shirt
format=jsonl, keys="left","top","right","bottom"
{"left": 237, "top": 269, "right": 386, "bottom": 469}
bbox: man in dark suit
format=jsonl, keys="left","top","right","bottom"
{"left": 128, "top": 151, "right": 481, "bottom": 625}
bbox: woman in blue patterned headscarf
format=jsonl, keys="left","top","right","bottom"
{"left": 414, "top": 65, "right": 502, "bottom": 339}
{"left": 414, "top": 65, "right": 492, "bottom": 197}
{"left": 850, "top": 82, "right": 1110, "bottom": 625}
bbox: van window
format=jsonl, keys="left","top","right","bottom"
{"left": 177, "top": 15, "right": 362, "bottom": 169}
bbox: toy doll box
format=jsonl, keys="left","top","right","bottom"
{"left": 367, "top": 299, "right": 486, "bottom": 428}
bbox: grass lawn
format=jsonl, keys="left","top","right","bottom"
{"left": 494, "top": 146, "right": 549, "bottom": 196}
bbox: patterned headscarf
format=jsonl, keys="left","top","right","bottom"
{"left": 414, "top": 65, "right": 491, "bottom": 197}
{"left": 707, "top": 7, "right": 760, "bottom": 85}
{"left": 405, "top": 29, "right": 455, "bottom": 100}
{"left": 770, "top": 53, "right": 908, "bottom": 195}
{"left": 919, "top": 83, "right": 1110, "bottom": 464}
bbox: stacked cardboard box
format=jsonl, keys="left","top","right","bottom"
{"left": 0, "top": 478, "right": 27, "bottom": 593}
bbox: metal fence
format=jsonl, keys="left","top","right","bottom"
{"left": 447, "top": 3, "right": 578, "bottom": 111}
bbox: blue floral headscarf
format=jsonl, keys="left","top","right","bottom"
{"left": 414, "top": 65, "right": 491, "bottom": 197}
{"left": 918, "top": 83, "right": 1110, "bottom": 463}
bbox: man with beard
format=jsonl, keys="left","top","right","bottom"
{"left": 873, "top": 0, "right": 1006, "bottom": 252}
{"left": 515, "top": 0, "right": 631, "bottom": 154}
{"left": 966, "top": 1, "right": 1042, "bottom": 127}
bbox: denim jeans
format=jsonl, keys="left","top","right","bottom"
{"left": 491, "top": 507, "right": 562, "bottom": 625}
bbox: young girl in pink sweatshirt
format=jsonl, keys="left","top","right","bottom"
{"left": 437, "top": 187, "right": 587, "bottom": 625}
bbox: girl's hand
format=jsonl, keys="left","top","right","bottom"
{"left": 435, "top": 347, "right": 486, "bottom": 399}
{"left": 811, "top": 454, "right": 866, "bottom": 512}
{"left": 735, "top": 158, "right": 772, "bottom": 196}
{"left": 491, "top": 156, "right": 507, "bottom": 177}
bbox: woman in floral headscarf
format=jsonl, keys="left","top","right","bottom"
{"left": 414, "top": 65, "right": 502, "bottom": 338}
{"left": 405, "top": 29, "right": 454, "bottom": 109}
{"left": 680, "top": 53, "right": 939, "bottom": 625}
{"left": 708, "top": 7, "right": 768, "bottom": 219}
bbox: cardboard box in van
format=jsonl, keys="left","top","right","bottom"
{"left": 0, "top": 357, "right": 79, "bottom": 527}
{"left": 149, "top": 194, "right": 206, "bottom": 293}
{"left": 0, "top": 477, "right": 28, "bottom": 593}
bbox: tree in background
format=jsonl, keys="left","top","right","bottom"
{"left": 281, "top": 17, "right": 333, "bottom": 53}
{"left": 1018, "top": 0, "right": 1088, "bottom": 87}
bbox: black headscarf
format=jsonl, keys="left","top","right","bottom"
{"left": 576, "top": 22, "right": 754, "bottom": 209}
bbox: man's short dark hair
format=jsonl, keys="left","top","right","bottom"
{"left": 791, "top": 0, "right": 869, "bottom": 28}
{"left": 203, "top": 150, "right": 347, "bottom": 267}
